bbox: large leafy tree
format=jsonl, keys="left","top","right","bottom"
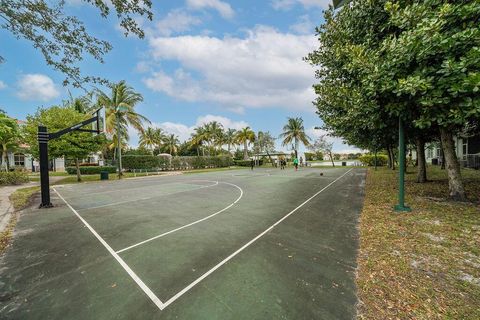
{"left": 23, "top": 106, "right": 104, "bottom": 181}
{"left": 378, "top": 0, "right": 480, "bottom": 200}
{"left": 0, "top": 112, "right": 20, "bottom": 171}
{"left": 0, "top": 0, "right": 153, "bottom": 87}
{"left": 280, "top": 117, "right": 310, "bottom": 158}
{"left": 306, "top": 0, "right": 479, "bottom": 200}
{"left": 236, "top": 127, "right": 255, "bottom": 160}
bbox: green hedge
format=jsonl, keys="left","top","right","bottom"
{"left": 122, "top": 155, "right": 168, "bottom": 170}
{"left": 66, "top": 166, "right": 117, "bottom": 175}
{"left": 234, "top": 159, "right": 264, "bottom": 166}
{"left": 358, "top": 154, "right": 388, "bottom": 166}
{"left": 0, "top": 171, "right": 29, "bottom": 185}
{"left": 121, "top": 155, "right": 234, "bottom": 170}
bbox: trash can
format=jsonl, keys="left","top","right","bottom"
{"left": 100, "top": 171, "right": 109, "bottom": 180}
{"left": 342, "top": 161, "right": 347, "bottom": 166}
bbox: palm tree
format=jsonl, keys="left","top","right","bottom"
{"left": 224, "top": 128, "right": 237, "bottom": 154}
{"left": 164, "top": 134, "right": 180, "bottom": 155}
{"left": 139, "top": 127, "right": 159, "bottom": 151}
{"left": 280, "top": 117, "right": 311, "bottom": 158}
{"left": 204, "top": 121, "right": 224, "bottom": 155}
{"left": 96, "top": 80, "right": 149, "bottom": 177}
{"left": 190, "top": 126, "right": 208, "bottom": 156}
{"left": 236, "top": 127, "right": 255, "bottom": 160}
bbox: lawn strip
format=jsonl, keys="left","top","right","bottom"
{"left": 356, "top": 166, "right": 480, "bottom": 319}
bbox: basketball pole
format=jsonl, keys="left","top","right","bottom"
{"left": 38, "top": 110, "right": 102, "bottom": 208}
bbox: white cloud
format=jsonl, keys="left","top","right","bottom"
{"left": 0, "top": 80, "right": 6, "bottom": 89}
{"left": 186, "top": 0, "right": 235, "bottom": 19}
{"left": 290, "top": 15, "right": 315, "bottom": 34}
{"left": 16, "top": 74, "right": 60, "bottom": 101}
{"left": 271, "top": 0, "right": 330, "bottom": 10}
{"left": 152, "top": 9, "right": 202, "bottom": 36}
{"left": 143, "top": 26, "right": 317, "bottom": 112}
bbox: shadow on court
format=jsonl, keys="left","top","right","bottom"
{"left": 0, "top": 167, "right": 366, "bottom": 319}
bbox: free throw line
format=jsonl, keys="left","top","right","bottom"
{"left": 116, "top": 181, "right": 243, "bottom": 254}
{"left": 52, "top": 187, "right": 166, "bottom": 310}
{"left": 161, "top": 168, "right": 354, "bottom": 309}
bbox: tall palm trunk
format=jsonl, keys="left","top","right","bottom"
{"left": 440, "top": 128, "right": 466, "bottom": 201}
{"left": 243, "top": 140, "right": 249, "bottom": 160}
{"left": 294, "top": 139, "right": 298, "bottom": 159}
{"left": 416, "top": 137, "right": 427, "bottom": 183}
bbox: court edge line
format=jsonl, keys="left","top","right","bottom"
{"left": 52, "top": 187, "right": 166, "bottom": 310}
{"left": 77, "top": 181, "right": 219, "bottom": 211}
{"left": 116, "top": 181, "right": 244, "bottom": 254}
{"left": 161, "top": 168, "right": 354, "bottom": 309}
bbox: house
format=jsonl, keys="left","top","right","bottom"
{"left": 0, "top": 119, "right": 66, "bottom": 172}
{"left": 423, "top": 134, "right": 480, "bottom": 169}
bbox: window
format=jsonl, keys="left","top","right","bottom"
{"left": 14, "top": 153, "right": 25, "bottom": 167}
{"left": 463, "top": 140, "right": 468, "bottom": 156}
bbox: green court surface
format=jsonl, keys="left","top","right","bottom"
{"left": 0, "top": 167, "right": 366, "bottom": 319}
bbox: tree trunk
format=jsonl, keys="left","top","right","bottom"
{"left": 243, "top": 141, "right": 249, "bottom": 160}
{"left": 439, "top": 139, "right": 446, "bottom": 169}
{"left": 197, "top": 146, "right": 200, "bottom": 157}
{"left": 1, "top": 145, "right": 7, "bottom": 172}
{"left": 416, "top": 136, "right": 427, "bottom": 183}
{"left": 75, "top": 158, "right": 82, "bottom": 182}
{"left": 387, "top": 146, "right": 392, "bottom": 169}
{"left": 389, "top": 147, "right": 396, "bottom": 170}
{"left": 329, "top": 151, "right": 335, "bottom": 167}
{"left": 266, "top": 150, "right": 274, "bottom": 167}
{"left": 440, "top": 127, "right": 466, "bottom": 201}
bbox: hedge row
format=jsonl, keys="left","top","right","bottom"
{"left": 358, "top": 154, "right": 388, "bottom": 166}
{"left": 234, "top": 159, "right": 264, "bottom": 166}
{"left": 0, "top": 171, "right": 29, "bottom": 185}
{"left": 121, "top": 155, "right": 234, "bottom": 170}
{"left": 65, "top": 166, "right": 117, "bottom": 174}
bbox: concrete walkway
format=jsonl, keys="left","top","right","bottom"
{"left": 0, "top": 176, "right": 66, "bottom": 232}
{"left": 0, "top": 182, "right": 36, "bottom": 232}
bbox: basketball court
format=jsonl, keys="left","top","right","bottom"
{"left": 0, "top": 167, "right": 365, "bottom": 319}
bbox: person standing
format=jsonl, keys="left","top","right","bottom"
{"left": 293, "top": 157, "right": 299, "bottom": 171}
{"left": 250, "top": 158, "right": 254, "bottom": 171}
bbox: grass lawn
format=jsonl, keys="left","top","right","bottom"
{"left": 357, "top": 166, "right": 480, "bottom": 319}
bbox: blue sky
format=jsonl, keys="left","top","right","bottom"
{"left": 0, "top": 0, "right": 359, "bottom": 153}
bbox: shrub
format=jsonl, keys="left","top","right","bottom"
{"left": 358, "top": 154, "right": 388, "bottom": 166}
{"left": 121, "top": 155, "right": 168, "bottom": 170}
{"left": 234, "top": 159, "right": 263, "bottom": 166}
{"left": 65, "top": 166, "right": 117, "bottom": 174}
{"left": 0, "top": 171, "right": 29, "bottom": 185}
{"left": 121, "top": 155, "right": 233, "bottom": 170}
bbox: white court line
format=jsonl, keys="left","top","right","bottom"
{"left": 77, "top": 181, "right": 219, "bottom": 211}
{"left": 160, "top": 168, "right": 353, "bottom": 309}
{"left": 52, "top": 187, "right": 166, "bottom": 310}
{"left": 116, "top": 181, "right": 243, "bottom": 254}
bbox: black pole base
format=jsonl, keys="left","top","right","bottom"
{"left": 39, "top": 202, "right": 54, "bottom": 209}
